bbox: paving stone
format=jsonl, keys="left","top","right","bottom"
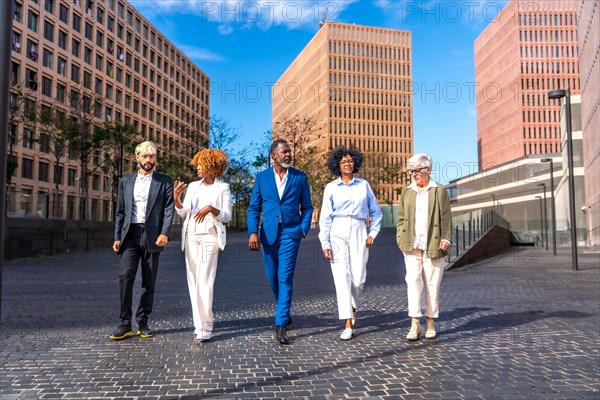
{"left": 1, "top": 230, "right": 599, "bottom": 399}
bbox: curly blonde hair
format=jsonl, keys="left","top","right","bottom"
{"left": 191, "top": 148, "right": 229, "bottom": 178}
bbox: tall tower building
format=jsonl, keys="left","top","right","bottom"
{"left": 474, "top": 0, "right": 579, "bottom": 169}
{"left": 272, "top": 22, "right": 413, "bottom": 203}
{"left": 576, "top": 0, "right": 599, "bottom": 245}
{"left": 10, "top": 0, "right": 209, "bottom": 220}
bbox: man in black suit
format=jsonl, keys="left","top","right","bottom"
{"left": 109, "top": 141, "right": 175, "bottom": 340}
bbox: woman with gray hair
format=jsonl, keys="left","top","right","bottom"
{"left": 396, "top": 153, "right": 452, "bottom": 341}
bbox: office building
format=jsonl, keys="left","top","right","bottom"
{"left": 576, "top": 0, "right": 599, "bottom": 245}
{"left": 474, "top": 0, "right": 579, "bottom": 169}
{"left": 273, "top": 22, "right": 413, "bottom": 204}
{"left": 9, "top": 0, "right": 209, "bottom": 220}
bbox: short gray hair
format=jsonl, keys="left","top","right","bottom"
{"left": 407, "top": 153, "right": 432, "bottom": 169}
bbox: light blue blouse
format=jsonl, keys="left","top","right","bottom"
{"left": 318, "top": 177, "right": 383, "bottom": 250}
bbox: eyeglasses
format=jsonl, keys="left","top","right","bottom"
{"left": 340, "top": 160, "right": 355, "bottom": 166}
{"left": 407, "top": 167, "right": 427, "bottom": 175}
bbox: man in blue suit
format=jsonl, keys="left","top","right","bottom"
{"left": 109, "top": 141, "right": 174, "bottom": 340}
{"left": 248, "top": 139, "right": 313, "bottom": 344}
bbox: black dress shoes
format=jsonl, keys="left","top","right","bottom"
{"left": 275, "top": 326, "right": 289, "bottom": 345}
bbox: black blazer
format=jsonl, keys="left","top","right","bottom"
{"left": 114, "top": 172, "right": 175, "bottom": 253}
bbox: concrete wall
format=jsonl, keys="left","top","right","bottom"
{"left": 4, "top": 217, "right": 183, "bottom": 260}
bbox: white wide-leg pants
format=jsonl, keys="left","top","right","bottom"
{"left": 184, "top": 222, "right": 220, "bottom": 337}
{"left": 329, "top": 217, "right": 369, "bottom": 320}
{"left": 404, "top": 249, "right": 445, "bottom": 318}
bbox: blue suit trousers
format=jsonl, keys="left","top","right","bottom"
{"left": 262, "top": 229, "right": 301, "bottom": 327}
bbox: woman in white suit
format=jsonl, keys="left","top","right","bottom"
{"left": 174, "top": 149, "right": 231, "bottom": 343}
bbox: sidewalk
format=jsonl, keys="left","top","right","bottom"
{"left": 1, "top": 228, "right": 599, "bottom": 399}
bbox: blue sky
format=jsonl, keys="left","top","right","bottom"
{"left": 133, "top": 0, "right": 509, "bottom": 183}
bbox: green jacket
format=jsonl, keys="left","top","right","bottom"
{"left": 396, "top": 183, "right": 452, "bottom": 259}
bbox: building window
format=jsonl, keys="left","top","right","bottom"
{"left": 72, "top": 13, "right": 81, "bottom": 32}
{"left": 85, "top": 22, "right": 92, "bottom": 40}
{"left": 11, "top": 61, "right": 19, "bottom": 83}
{"left": 105, "top": 84, "right": 112, "bottom": 100}
{"left": 59, "top": 3, "right": 68, "bottom": 23}
{"left": 95, "top": 78, "right": 103, "bottom": 95}
{"left": 23, "top": 128, "right": 35, "bottom": 149}
{"left": 95, "top": 54, "right": 103, "bottom": 71}
{"left": 57, "top": 56, "right": 66, "bottom": 76}
{"left": 39, "top": 161, "right": 49, "bottom": 181}
{"left": 13, "top": 2, "right": 22, "bottom": 22}
{"left": 41, "top": 76, "right": 52, "bottom": 97}
{"left": 71, "top": 64, "right": 80, "bottom": 83}
{"left": 67, "top": 168, "right": 76, "bottom": 186}
{"left": 12, "top": 31, "right": 21, "bottom": 53}
{"left": 26, "top": 68, "right": 38, "bottom": 90}
{"left": 83, "top": 70, "right": 91, "bottom": 88}
{"left": 84, "top": 47, "right": 92, "bottom": 64}
{"left": 44, "top": 0, "right": 53, "bottom": 14}
{"left": 28, "top": 11, "right": 38, "bottom": 32}
{"left": 20, "top": 188, "right": 33, "bottom": 215}
{"left": 56, "top": 83, "right": 65, "bottom": 102}
{"left": 96, "top": 30, "right": 103, "bottom": 47}
{"left": 58, "top": 30, "right": 67, "bottom": 50}
{"left": 92, "top": 174, "right": 100, "bottom": 190}
{"left": 42, "top": 49, "right": 52, "bottom": 69}
{"left": 107, "top": 15, "right": 114, "bottom": 31}
{"left": 71, "top": 39, "right": 80, "bottom": 57}
{"left": 21, "top": 158, "right": 34, "bottom": 179}
{"left": 54, "top": 165, "right": 63, "bottom": 184}
{"left": 43, "top": 20, "right": 54, "bottom": 41}
{"left": 27, "top": 40, "right": 38, "bottom": 61}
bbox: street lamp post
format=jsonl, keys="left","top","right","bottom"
{"left": 537, "top": 182, "right": 548, "bottom": 251}
{"left": 548, "top": 89, "right": 578, "bottom": 271}
{"left": 535, "top": 196, "right": 544, "bottom": 248}
{"left": 541, "top": 158, "right": 557, "bottom": 255}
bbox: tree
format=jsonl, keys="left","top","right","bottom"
{"left": 209, "top": 115, "right": 240, "bottom": 154}
{"left": 59, "top": 85, "right": 104, "bottom": 220}
{"left": 36, "top": 105, "right": 70, "bottom": 218}
{"left": 273, "top": 115, "right": 331, "bottom": 219}
{"left": 7, "top": 82, "right": 36, "bottom": 183}
{"left": 94, "top": 121, "right": 142, "bottom": 217}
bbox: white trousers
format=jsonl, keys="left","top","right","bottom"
{"left": 184, "top": 222, "right": 220, "bottom": 336}
{"left": 329, "top": 217, "right": 369, "bottom": 320}
{"left": 404, "top": 249, "right": 445, "bottom": 318}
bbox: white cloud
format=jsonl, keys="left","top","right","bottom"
{"left": 135, "top": 0, "right": 359, "bottom": 33}
{"left": 177, "top": 45, "right": 226, "bottom": 62}
{"left": 217, "top": 24, "right": 234, "bottom": 35}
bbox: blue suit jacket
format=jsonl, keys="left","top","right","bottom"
{"left": 114, "top": 172, "right": 175, "bottom": 253}
{"left": 247, "top": 167, "right": 313, "bottom": 245}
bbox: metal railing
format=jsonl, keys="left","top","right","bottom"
{"left": 450, "top": 209, "right": 509, "bottom": 260}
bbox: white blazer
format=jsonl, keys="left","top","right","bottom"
{"left": 176, "top": 179, "right": 232, "bottom": 251}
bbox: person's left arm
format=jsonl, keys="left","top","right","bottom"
{"left": 299, "top": 174, "right": 313, "bottom": 238}
{"left": 156, "top": 176, "right": 175, "bottom": 247}
{"left": 365, "top": 181, "right": 383, "bottom": 247}
{"left": 438, "top": 185, "right": 452, "bottom": 251}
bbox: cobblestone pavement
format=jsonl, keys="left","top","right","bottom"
{"left": 1, "top": 228, "right": 599, "bottom": 399}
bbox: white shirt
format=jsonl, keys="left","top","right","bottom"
{"left": 408, "top": 180, "right": 438, "bottom": 250}
{"left": 274, "top": 168, "right": 288, "bottom": 200}
{"left": 132, "top": 172, "right": 153, "bottom": 224}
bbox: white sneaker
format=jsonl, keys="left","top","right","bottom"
{"left": 340, "top": 328, "right": 354, "bottom": 341}
{"left": 406, "top": 320, "right": 422, "bottom": 341}
{"left": 196, "top": 332, "right": 212, "bottom": 342}
{"left": 425, "top": 319, "right": 436, "bottom": 339}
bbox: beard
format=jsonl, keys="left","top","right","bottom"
{"left": 139, "top": 161, "right": 155, "bottom": 172}
{"left": 280, "top": 159, "right": 292, "bottom": 169}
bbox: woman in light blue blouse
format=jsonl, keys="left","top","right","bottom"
{"left": 318, "top": 146, "right": 383, "bottom": 341}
